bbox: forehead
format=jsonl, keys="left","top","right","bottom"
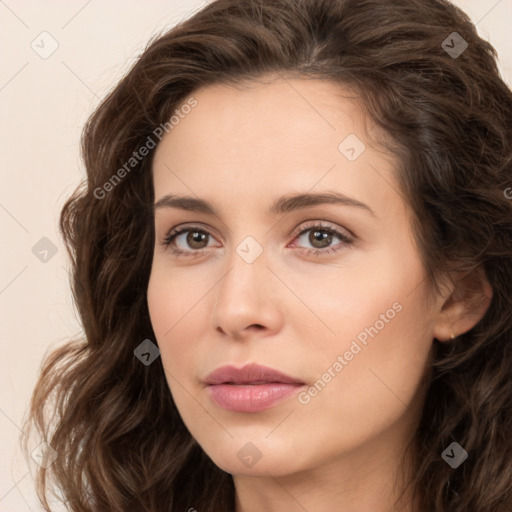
{"left": 156, "top": 77, "right": 369, "bottom": 157}
{"left": 151, "top": 77, "right": 403, "bottom": 220}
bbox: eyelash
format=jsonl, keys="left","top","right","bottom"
{"left": 160, "top": 221, "right": 353, "bottom": 259}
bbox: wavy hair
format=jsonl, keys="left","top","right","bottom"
{"left": 22, "top": 0, "right": 512, "bottom": 510}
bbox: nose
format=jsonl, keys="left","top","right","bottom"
{"left": 211, "top": 246, "right": 283, "bottom": 341}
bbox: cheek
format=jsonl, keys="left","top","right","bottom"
{"left": 146, "top": 266, "right": 203, "bottom": 370}
{"left": 289, "top": 290, "right": 432, "bottom": 467}
{"left": 280, "top": 245, "right": 426, "bottom": 356}
{"left": 294, "top": 240, "right": 432, "bottom": 414}
{"left": 147, "top": 256, "right": 211, "bottom": 331}
{"left": 147, "top": 266, "right": 218, "bottom": 441}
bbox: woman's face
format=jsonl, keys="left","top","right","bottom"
{"left": 147, "top": 77, "right": 443, "bottom": 479}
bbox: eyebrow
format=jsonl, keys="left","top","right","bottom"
{"left": 154, "top": 191, "right": 376, "bottom": 217}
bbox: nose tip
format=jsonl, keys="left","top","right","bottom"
{"left": 216, "top": 323, "right": 265, "bottom": 340}
{"left": 211, "top": 239, "right": 285, "bottom": 341}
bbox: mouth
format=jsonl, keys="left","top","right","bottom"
{"left": 204, "top": 362, "right": 305, "bottom": 386}
{"left": 204, "top": 363, "right": 306, "bottom": 412}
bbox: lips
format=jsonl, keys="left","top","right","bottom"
{"left": 204, "top": 363, "right": 305, "bottom": 386}
{"left": 204, "top": 363, "right": 306, "bottom": 413}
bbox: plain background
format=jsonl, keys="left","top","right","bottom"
{"left": 1, "top": 1, "right": 511, "bottom": 510}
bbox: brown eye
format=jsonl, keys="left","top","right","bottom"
{"left": 162, "top": 221, "right": 353, "bottom": 258}
{"left": 293, "top": 222, "right": 352, "bottom": 255}
{"left": 306, "top": 228, "right": 334, "bottom": 249}
{"left": 163, "top": 226, "right": 214, "bottom": 253}
{"left": 184, "top": 230, "right": 209, "bottom": 249}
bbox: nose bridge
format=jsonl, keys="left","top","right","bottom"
{"left": 211, "top": 233, "right": 279, "bottom": 336}
{"left": 218, "top": 234, "right": 269, "bottom": 301}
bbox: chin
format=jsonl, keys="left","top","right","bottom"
{"left": 201, "top": 437, "right": 305, "bottom": 477}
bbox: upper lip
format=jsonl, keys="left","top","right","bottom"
{"left": 204, "top": 363, "right": 305, "bottom": 385}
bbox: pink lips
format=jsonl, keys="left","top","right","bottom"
{"left": 204, "top": 363, "right": 306, "bottom": 413}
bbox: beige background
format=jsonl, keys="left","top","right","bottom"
{"left": 1, "top": 0, "right": 511, "bottom": 510}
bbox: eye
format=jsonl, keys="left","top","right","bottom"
{"left": 160, "top": 221, "right": 354, "bottom": 258}
{"left": 162, "top": 224, "right": 217, "bottom": 257}
{"left": 289, "top": 221, "right": 353, "bottom": 256}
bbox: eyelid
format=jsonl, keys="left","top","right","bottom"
{"left": 162, "top": 223, "right": 221, "bottom": 248}
{"left": 288, "top": 220, "right": 354, "bottom": 244}
{"left": 163, "top": 222, "right": 217, "bottom": 237}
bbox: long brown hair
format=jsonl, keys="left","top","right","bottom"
{"left": 22, "top": 0, "right": 512, "bottom": 510}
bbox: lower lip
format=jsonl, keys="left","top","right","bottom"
{"left": 206, "top": 383, "right": 305, "bottom": 412}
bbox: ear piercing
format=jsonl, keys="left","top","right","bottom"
{"left": 450, "top": 328, "right": 455, "bottom": 340}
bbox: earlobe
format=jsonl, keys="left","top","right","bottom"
{"left": 432, "top": 267, "right": 493, "bottom": 343}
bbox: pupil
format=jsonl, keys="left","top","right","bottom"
{"left": 188, "top": 231, "right": 206, "bottom": 248}
{"left": 311, "top": 230, "right": 331, "bottom": 248}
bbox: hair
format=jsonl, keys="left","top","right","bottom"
{"left": 22, "top": 0, "right": 512, "bottom": 510}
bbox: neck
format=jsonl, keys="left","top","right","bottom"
{"left": 233, "top": 410, "right": 422, "bottom": 512}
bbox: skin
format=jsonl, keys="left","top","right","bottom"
{"left": 147, "top": 76, "right": 492, "bottom": 512}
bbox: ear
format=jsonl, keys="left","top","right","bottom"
{"left": 432, "top": 266, "right": 493, "bottom": 342}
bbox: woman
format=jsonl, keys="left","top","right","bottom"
{"left": 23, "top": 0, "right": 512, "bottom": 510}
